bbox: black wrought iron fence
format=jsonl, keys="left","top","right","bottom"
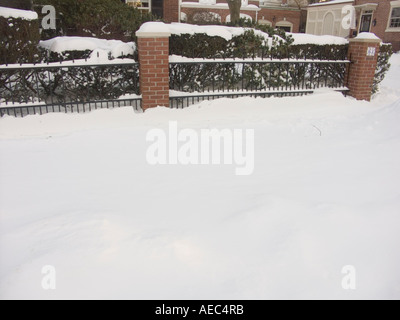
{"left": 1, "top": 56, "right": 352, "bottom": 115}
{"left": 0, "top": 60, "right": 141, "bottom": 117}
{"left": 169, "top": 59, "right": 350, "bottom": 108}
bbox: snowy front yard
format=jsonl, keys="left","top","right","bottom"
{"left": 0, "top": 54, "right": 399, "bottom": 300}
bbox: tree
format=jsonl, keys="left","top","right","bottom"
{"left": 32, "top": 0, "right": 153, "bottom": 41}
{"left": 0, "top": 0, "right": 32, "bottom": 10}
{"left": 227, "top": 0, "right": 241, "bottom": 25}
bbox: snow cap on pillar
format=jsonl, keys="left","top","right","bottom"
{"left": 136, "top": 22, "right": 171, "bottom": 38}
{"left": 351, "top": 32, "right": 381, "bottom": 43}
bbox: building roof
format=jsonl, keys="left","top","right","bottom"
{"left": 181, "top": 2, "right": 261, "bottom": 11}
{"left": 309, "top": 0, "right": 354, "bottom": 7}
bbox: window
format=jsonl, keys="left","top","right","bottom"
{"left": 126, "top": 0, "right": 144, "bottom": 7}
{"left": 258, "top": 19, "right": 272, "bottom": 27}
{"left": 277, "top": 26, "right": 291, "bottom": 32}
{"left": 387, "top": 0, "right": 400, "bottom": 31}
{"left": 276, "top": 21, "right": 293, "bottom": 33}
{"left": 390, "top": 7, "right": 400, "bottom": 28}
{"left": 126, "top": 0, "right": 150, "bottom": 10}
{"left": 152, "top": 0, "right": 163, "bottom": 18}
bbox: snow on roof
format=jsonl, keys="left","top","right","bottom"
{"left": 289, "top": 33, "right": 349, "bottom": 45}
{"left": 39, "top": 37, "right": 136, "bottom": 59}
{"left": 309, "top": 0, "right": 354, "bottom": 7}
{"left": 0, "top": 6, "right": 38, "bottom": 20}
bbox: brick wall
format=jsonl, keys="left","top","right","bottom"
{"left": 354, "top": 0, "right": 400, "bottom": 51}
{"left": 164, "top": 0, "right": 180, "bottom": 23}
{"left": 384, "top": 30, "right": 400, "bottom": 52}
{"left": 258, "top": 8, "right": 301, "bottom": 32}
{"left": 180, "top": 4, "right": 301, "bottom": 31}
{"left": 181, "top": 7, "right": 258, "bottom": 23}
{"left": 137, "top": 36, "right": 170, "bottom": 110}
{"left": 346, "top": 37, "right": 381, "bottom": 101}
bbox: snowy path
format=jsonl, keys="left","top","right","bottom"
{"left": 0, "top": 54, "right": 399, "bottom": 299}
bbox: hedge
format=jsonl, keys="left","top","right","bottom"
{"left": 169, "top": 29, "right": 348, "bottom": 61}
{"left": 373, "top": 43, "right": 393, "bottom": 94}
{"left": 0, "top": 64, "right": 140, "bottom": 105}
{"left": 169, "top": 28, "right": 392, "bottom": 94}
{"left": 0, "top": 16, "right": 41, "bottom": 64}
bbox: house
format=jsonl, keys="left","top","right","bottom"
{"left": 255, "top": 1, "right": 305, "bottom": 32}
{"left": 125, "top": 0, "right": 171, "bottom": 19}
{"left": 353, "top": 0, "right": 400, "bottom": 51}
{"left": 305, "top": 0, "right": 400, "bottom": 51}
{"left": 125, "top": 0, "right": 304, "bottom": 33}
{"left": 306, "top": 0, "right": 354, "bottom": 38}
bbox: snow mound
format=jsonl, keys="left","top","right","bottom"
{"left": 39, "top": 37, "right": 136, "bottom": 59}
{"left": 355, "top": 32, "right": 381, "bottom": 41}
{"left": 289, "top": 33, "right": 348, "bottom": 45}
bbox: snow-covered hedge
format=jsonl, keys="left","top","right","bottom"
{"left": 168, "top": 22, "right": 392, "bottom": 94}
{"left": 374, "top": 43, "right": 393, "bottom": 94}
{"left": 168, "top": 23, "right": 349, "bottom": 93}
{"left": 0, "top": 7, "right": 40, "bottom": 64}
{"left": 0, "top": 61, "right": 140, "bottom": 106}
{"left": 39, "top": 37, "right": 137, "bottom": 62}
{"left": 168, "top": 23, "right": 348, "bottom": 60}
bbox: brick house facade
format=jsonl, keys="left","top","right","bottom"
{"left": 306, "top": 0, "right": 400, "bottom": 52}
{"left": 125, "top": 0, "right": 302, "bottom": 33}
{"left": 352, "top": 0, "right": 400, "bottom": 51}
{"left": 181, "top": 1, "right": 302, "bottom": 33}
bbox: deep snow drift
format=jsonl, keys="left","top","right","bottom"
{"left": 0, "top": 54, "right": 399, "bottom": 300}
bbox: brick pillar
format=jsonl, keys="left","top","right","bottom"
{"left": 136, "top": 24, "right": 171, "bottom": 110}
{"left": 164, "top": 0, "right": 180, "bottom": 23}
{"left": 346, "top": 34, "right": 381, "bottom": 102}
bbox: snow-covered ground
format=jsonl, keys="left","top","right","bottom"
{"left": 0, "top": 54, "right": 399, "bottom": 300}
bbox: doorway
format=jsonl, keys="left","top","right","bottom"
{"left": 359, "top": 12, "right": 372, "bottom": 33}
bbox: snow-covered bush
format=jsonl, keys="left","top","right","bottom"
{"left": 0, "top": 63, "right": 140, "bottom": 105}
{"left": 170, "top": 29, "right": 292, "bottom": 59}
{"left": 38, "top": 36, "right": 137, "bottom": 63}
{"left": 1, "top": 31, "right": 139, "bottom": 105}
{"left": 169, "top": 27, "right": 349, "bottom": 61}
{"left": 0, "top": 14, "right": 40, "bottom": 64}
{"left": 169, "top": 27, "right": 349, "bottom": 93}
{"left": 374, "top": 43, "right": 393, "bottom": 94}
